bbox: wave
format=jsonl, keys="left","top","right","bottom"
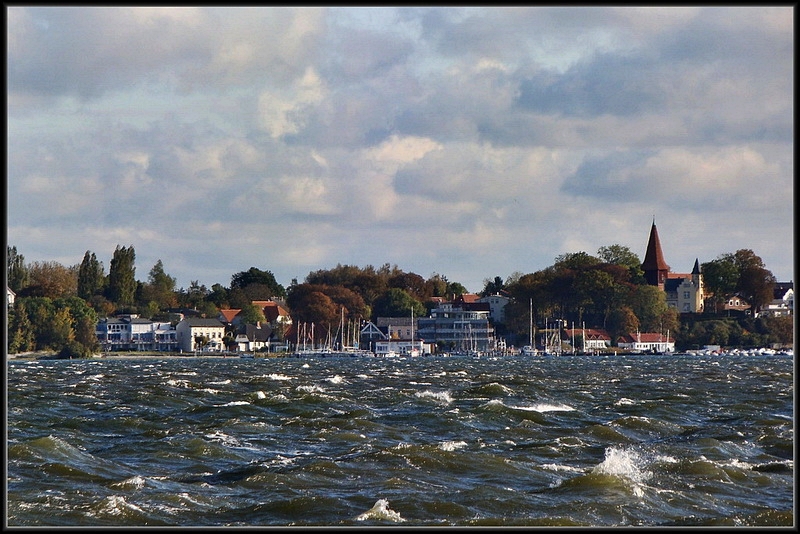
{"left": 355, "top": 499, "right": 405, "bottom": 522}
{"left": 415, "top": 390, "right": 453, "bottom": 404}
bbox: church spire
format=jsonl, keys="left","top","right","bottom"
{"left": 641, "top": 219, "right": 670, "bottom": 287}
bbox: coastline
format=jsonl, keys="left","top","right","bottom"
{"left": 6, "top": 351, "right": 285, "bottom": 361}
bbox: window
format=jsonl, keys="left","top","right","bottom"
{"left": 684, "top": 291, "right": 690, "bottom": 299}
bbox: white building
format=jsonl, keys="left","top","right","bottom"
{"left": 176, "top": 318, "right": 226, "bottom": 353}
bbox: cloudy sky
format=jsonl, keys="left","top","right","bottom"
{"left": 7, "top": 6, "right": 794, "bottom": 293}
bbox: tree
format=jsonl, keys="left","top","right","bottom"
{"left": 7, "top": 301, "right": 35, "bottom": 353}
{"left": 701, "top": 256, "right": 738, "bottom": 313}
{"left": 372, "top": 288, "right": 426, "bottom": 319}
{"left": 607, "top": 306, "right": 640, "bottom": 342}
{"left": 7, "top": 245, "right": 29, "bottom": 293}
{"left": 77, "top": 251, "right": 105, "bottom": 300}
{"left": 140, "top": 259, "right": 177, "bottom": 310}
{"left": 732, "top": 249, "right": 776, "bottom": 314}
{"left": 107, "top": 245, "right": 137, "bottom": 306}
{"left": 230, "top": 267, "right": 285, "bottom": 299}
{"left": 481, "top": 276, "right": 506, "bottom": 296}
{"left": 240, "top": 302, "right": 267, "bottom": 325}
{"left": 597, "top": 244, "right": 644, "bottom": 283}
{"left": 24, "top": 260, "right": 78, "bottom": 299}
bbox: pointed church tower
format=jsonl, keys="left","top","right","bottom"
{"left": 641, "top": 219, "right": 670, "bottom": 289}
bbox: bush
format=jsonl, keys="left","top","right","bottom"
{"left": 58, "top": 341, "right": 91, "bottom": 359}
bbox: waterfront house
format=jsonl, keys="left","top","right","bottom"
{"left": 96, "top": 314, "right": 177, "bottom": 352}
{"left": 617, "top": 332, "right": 675, "bottom": 353}
{"left": 563, "top": 328, "right": 611, "bottom": 351}
{"left": 234, "top": 322, "right": 273, "bottom": 352}
{"left": 477, "top": 292, "right": 510, "bottom": 324}
{"left": 176, "top": 317, "right": 226, "bottom": 353}
{"left": 416, "top": 299, "right": 495, "bottom": 352}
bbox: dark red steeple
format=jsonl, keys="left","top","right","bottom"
{"left": 641, "top": 219, "right": 670, "bottom": 288}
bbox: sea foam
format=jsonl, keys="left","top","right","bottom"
{"left": 355, "top": 499, "right": 405, "bottom": 522}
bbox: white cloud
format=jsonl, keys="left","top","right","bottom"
{"left": 6, "top": 6, "right": 794, "bottom": 291}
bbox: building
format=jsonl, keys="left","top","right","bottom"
{"left": 176, "top": 317, "right": 226, "bottom": 353}
{"left": 664, "top": 259, "right": 704, "bottom": 314}
{"left": 416, "top": 299, "right": 495, "bottom": 352}
{"left": 758, "top": 282, "right": 794, "bottom": 317}
{"left": 96, "top": 314, "right": 178, "bottom": 352}
{"left": 7, "top": 286, "right": 16, "bottom": 307}
{"left": 641, "top": 219, "right": 704, "bottom": 313}
{"left": 477, "top": 292, "right": 511, "bottom": 324}
{"left": 233, "top": 322, "right": 273, "bottom": 352}
{"left": 563, "top": 327, "right": 611, "bottom": 351}
{"left": 617, "top": 332, "right": 675, "bottom": 353}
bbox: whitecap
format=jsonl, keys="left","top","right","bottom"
{"left": 297, "top": 384, "right": 325, "bottom": 393}
{"left": 268, "top": 373, "right": 293, "bottom": 381}
{"left": 327, "top": 375, "right": 345, "bottom": 384}
{"left": 110, "top": 475, "right": 147, "bottom": 490}
{"left": 592, "top": 446, "right": 651, "bottom": 485}
{"left": 415, "top": 390, "right": 453, "bottom": 404}
{"left": 255, "top": 391, "right": 267, "bottom": 399}
{"left": 355, "top": 499, "right": 405, "bottom": 522}
{"left": 220, "top": 400, "right": 250, "bottom": 407}
{"left": 439, "top": 440, "right": 467, "bottom": 451}
{"left": 527, "top": 402, "right": 575, "bottom": 412}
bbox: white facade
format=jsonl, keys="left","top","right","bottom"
{"left": 96, "top": 315, "right": 178, "bottom": 352}
{"left": 176, "top": 318, "right": 226, "bottom": 352}
{"left": 477, "top": 293, "right": 510, "bottom": 323}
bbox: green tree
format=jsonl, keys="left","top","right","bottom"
{"left": 372, "top": 288, "right": 426, "bottom": 319}
{"left": 230, "top": 267, "right": 286, "bottom": 299}
{"left": 240, "top": 302, "right": 267, "bottom": 325}
{"left": 732, "top": 249, "right": 776, "bottom": 314}
{"left": 140, "top": 259, "right": 177, "bottom": 310}
{"left": 7, "top": 301, "right": 36, "bottom": 353}
{"left": 77, "top": 250, "right": 106, "bottom": 300}
{"left": 107, "top": 245, "right": 137, "bottom": 306}
{"left": 7, "top": 245, "right": 29, "bottom": 293}
{"left": 50, "top": 307, "right": 76, "bottom": 349}
{"left": 481, "top": 276, "right": 506, "bottom": 296}
{"left": 627, "top": 284, "right": 669, "bottom": 332}
{"left": 597, "top": 244, "right": 644, "bottom": 283}
{"left": 702, "top": 255, "right": 740, "bottom": 313}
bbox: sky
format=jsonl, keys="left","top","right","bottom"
{"left": 7, "top": 6, "right": 794, "bottom": 294}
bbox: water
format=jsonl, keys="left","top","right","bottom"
{"left": 6, "top": 353, "right": 794, "bottom": 527}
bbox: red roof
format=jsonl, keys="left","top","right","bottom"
{"left": 219, "top": 309, "right": 241, "bottom": 322}
{"left": 641, "top": 221, "right": 670, "bottom": 272}
{"left": 564, "top": 328, "right": 610, "bottom": 340}
{"left": 618, "top": 332, "right": 674, "bottom": 343}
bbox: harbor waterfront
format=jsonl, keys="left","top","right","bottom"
{"left": 6, "top": 352, "right": 794, "bottom": 527}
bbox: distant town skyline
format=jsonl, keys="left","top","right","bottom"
{"left": 7, "top": 7, "right": 794, "bottom": 292}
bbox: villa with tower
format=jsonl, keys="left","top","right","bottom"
{"left": 641, "top": 220, "right": 704, "bottom": 314}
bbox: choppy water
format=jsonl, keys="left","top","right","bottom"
{"left": 6, "top": 353, "right": 794, "bottom": 527}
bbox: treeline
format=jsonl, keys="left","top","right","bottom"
{"left": 5, "top": 242, "right": 792, "bottom": 356}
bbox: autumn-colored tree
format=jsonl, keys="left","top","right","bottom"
{"left": 24, "top": 260, "right": 78, "bottom": 299}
